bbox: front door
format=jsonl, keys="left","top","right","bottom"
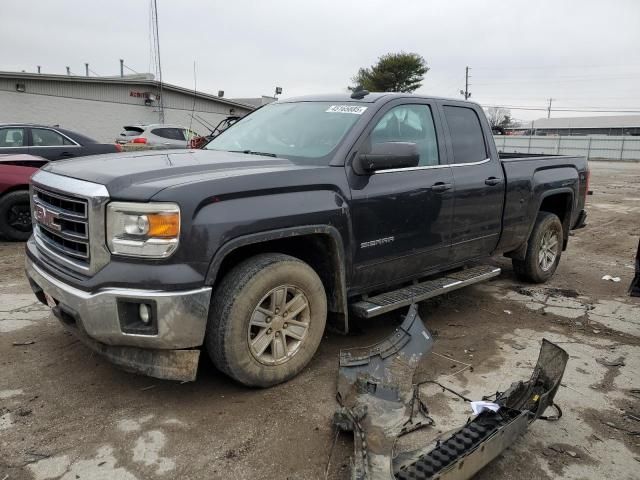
{"left": 440, "top": 104, "right": 505, "bottom": 262}
{"left": 348, "top": 101, "right": 454, "bottom": 290}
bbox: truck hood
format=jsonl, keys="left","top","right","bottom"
{"left": 42, "top": 149, "right": 310, "bottom": 200}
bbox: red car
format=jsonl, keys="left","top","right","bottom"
{"left": 0, "top": 154, "right": 48, "bottom": 241}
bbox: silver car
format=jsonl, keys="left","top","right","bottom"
{"left": 116, "top": 124, "right": 199, "bottom": 148}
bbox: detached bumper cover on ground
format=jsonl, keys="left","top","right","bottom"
{"left": 334, "top": 305, "right": 569, "bottom": 480}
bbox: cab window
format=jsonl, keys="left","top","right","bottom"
{"left": 443, "top": 106, "right": 487, "bottom": 164}
{"left": 368, "top": 104, "right": 439, "bottom": 167}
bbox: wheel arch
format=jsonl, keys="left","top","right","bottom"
{"left": 205, "top": 225, "right": 349, "bottom": 332}
{"left": 0, "top": 184, "right": 30, "bottom": 197}
{"left": 536, "top": 188, "right": 574, "bottom": 250}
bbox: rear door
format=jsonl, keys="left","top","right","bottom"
{"left": 28, "top": 127, "right": 81, "bottom": 161}
{"left": 348, "top": 99, "right": 454, "bottom": 290}
{"left": 440, "top": 103, "right": 505, "bottom": 262}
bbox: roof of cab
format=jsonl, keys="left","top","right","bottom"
{"left": 280, "top": 92, "right": 479, "bottom": 105}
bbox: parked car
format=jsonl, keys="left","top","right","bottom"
{"left": 25, "top": 93, "right": 588, "bottom": 387}
{"left": 0, "top": 154, "right": 48, "bottom": 240}
{"left": 0, "top": 124, "right": 120, "bottom": 161}
{"left": 189, "top": 116, "right": 240, "bottom": 149}
{"left": 116, "top": 124, "right": 199, "bottom": 148}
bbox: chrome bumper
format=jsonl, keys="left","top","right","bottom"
{"left": 25, "top": 257, "right": 212, "bottom": 350}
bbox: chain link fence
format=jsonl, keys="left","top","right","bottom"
{"left": 494, "top": 135, "right": 640, "bottom": 161}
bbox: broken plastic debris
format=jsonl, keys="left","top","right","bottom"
{"left": 470, "top": 401, "right": 501, "bottom": 415}
{"left": 602, "top": 275, "right": 621, "bottom": 282}
{"left": 503, "top": 309, "right": 512, "bottom": 315}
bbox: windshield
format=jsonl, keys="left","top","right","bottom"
{"left": 205, "top": 102, "right": 367, "bottom": 161}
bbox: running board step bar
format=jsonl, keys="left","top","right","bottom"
{"left": 350, "top": 265, "right": 501, "bottom": 318}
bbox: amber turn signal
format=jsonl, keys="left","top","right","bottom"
{"left": 147, "top": 213, "right": 180, "bottom": 238}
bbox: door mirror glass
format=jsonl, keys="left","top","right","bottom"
{"left": 354, "top": 141, "right": 419, "bottom": 174}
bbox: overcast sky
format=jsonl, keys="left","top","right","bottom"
{"left": 2, "top": 0, "right": 639, "bottom": 121}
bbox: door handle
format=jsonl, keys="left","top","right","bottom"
{"left": 431, "top": 182, "right": 452, "bottom": 192}
{"left": 60, "top": 152, "right": 74, "bottom": 157}
{"left": 485, "top": 177, "right": 503, "bottom": 186}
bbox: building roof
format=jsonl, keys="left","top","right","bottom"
{"left": 529, "top": 115, "right": 640, "bottom": 129}
{"left": 0, "top": 71, "right": 255, "bottom": 111}
{"left": 230, "top": 96, "right": 278, "bottom": 107}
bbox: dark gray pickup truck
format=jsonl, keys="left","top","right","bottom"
{"left": 25, "top": 92, "right": 588, "bottom": 386}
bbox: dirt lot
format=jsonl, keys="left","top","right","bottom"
{"left": 1, "top": 161, "right": 639, "bottom": 480}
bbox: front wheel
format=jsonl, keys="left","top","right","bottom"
{"left": 0, "top": 191, "right": 33, "bottom": 241}
{"left": 513, "top": 212, "right": 563, "bottom": 283}
{"left": 206, "top": 253, "right": 327, "bottom": 387}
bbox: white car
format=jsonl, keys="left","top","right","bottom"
{"left": 116, "top": 124, "right": 199, "bottom": 148}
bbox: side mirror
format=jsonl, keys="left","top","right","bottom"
{"left": 354, "top": 142, "right": 419, "bottom": 174}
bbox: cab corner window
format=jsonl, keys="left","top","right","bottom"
{"left": 368, "top": 104, "right": 439, "bottom": 167}
{"left": 443, "top": 106, "right": 487, "bottom": 164}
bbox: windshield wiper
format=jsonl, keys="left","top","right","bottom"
{"left": 230, "top": 149, "right": 278, "bottom": 158}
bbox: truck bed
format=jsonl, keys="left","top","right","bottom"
{"left": 496, "top": 153, "right": 589, "bottom": 255}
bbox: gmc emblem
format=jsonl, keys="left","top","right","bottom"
{"left": 34, "top": 204, "right": 61, "bottom": 231}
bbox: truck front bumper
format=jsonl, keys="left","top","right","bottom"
{"left": 25, "top": 257, "right": 212, "bottom": 382}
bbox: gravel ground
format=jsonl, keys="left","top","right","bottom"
{"left": 1, "top": 161, "right": 638, "bottom": 480}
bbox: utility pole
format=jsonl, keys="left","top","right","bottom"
{"left": 120, "top": 59, "right": 124, "bottom": 77}
{"left": 460, "top": 66, "right": 471, "bottom": 100}
{"left": 85, "top": 63, "right": 89, "bottom": 77}
{"left": 547, "top": 98, "right": 553, "bottom": 118}
{"left": 152, "top": 0, "right": 165, "bottom": 123}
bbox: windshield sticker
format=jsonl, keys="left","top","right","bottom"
{"left": 326, "top": 105, "right": 368, "bottom": 115}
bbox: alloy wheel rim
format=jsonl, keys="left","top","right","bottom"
{"left": 538, "top": 230, "right": 559, "bottom": 272}
{"left": 248, "top": 285, "right": 310, "bottom": 366}
{"left": 8, "top": 204, "right": 32, "bottom": 232}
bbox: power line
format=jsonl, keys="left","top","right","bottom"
{"left": 483, "top": 104, "right": 640, "bottom": 114}
{"left": 473, "top": 63, "right": 640, "bottom": 71}
{"left": 123, "top": 64, "right": 139, "bottom": 74}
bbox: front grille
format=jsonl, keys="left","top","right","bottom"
{"left": 33, "top": 187, "right": 90, "bottom": 266}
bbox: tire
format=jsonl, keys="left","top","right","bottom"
{"left": 513, "top": 212, "right": 563, "bottom": 283}
{"left": 0, "top": 191, "right": 32, "bottom": 241}
{"left": 206, "top": 253, "right": 327, "bottom": 387}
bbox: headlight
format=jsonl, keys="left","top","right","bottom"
{"left": 106, "top": 202, "right": 180, "bottom": 258}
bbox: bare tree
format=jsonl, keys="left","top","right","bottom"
{"left": 485, "top": 107, "right": 513, "bottom": 129}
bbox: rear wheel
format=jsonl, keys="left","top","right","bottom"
{"left": 206, "top": 253, "right": 327, "bottom": 387}
{"left": 513, "top": 212, "right": 563, "bottom": 283}
{"left": 0, "top": 191, "right": 32, "bottom": 241}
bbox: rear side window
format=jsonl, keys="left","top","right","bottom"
{"left": 32, "top": 128, "right": 75, "bottom": 146}
{"left": 0, "top": 128, "right": 26, "bottom": 147}
{"left": 121, "top": 127, "right": 144, "bottom": 136}
{"left": 443, "top": 106, "right": 487, "bottom": 164}
{"left": 151, "top": 128, "right": 185, "bottom": 141}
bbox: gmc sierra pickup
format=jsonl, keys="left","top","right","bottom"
{"left": 25, "top": 92, "right": 588, "bottom": 386}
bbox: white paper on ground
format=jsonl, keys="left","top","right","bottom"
{"left": 602, "top": 275, "right": 621, "bottom": 282}
{"left": 470, "top": 401, "right": 501, "bottom": 415}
